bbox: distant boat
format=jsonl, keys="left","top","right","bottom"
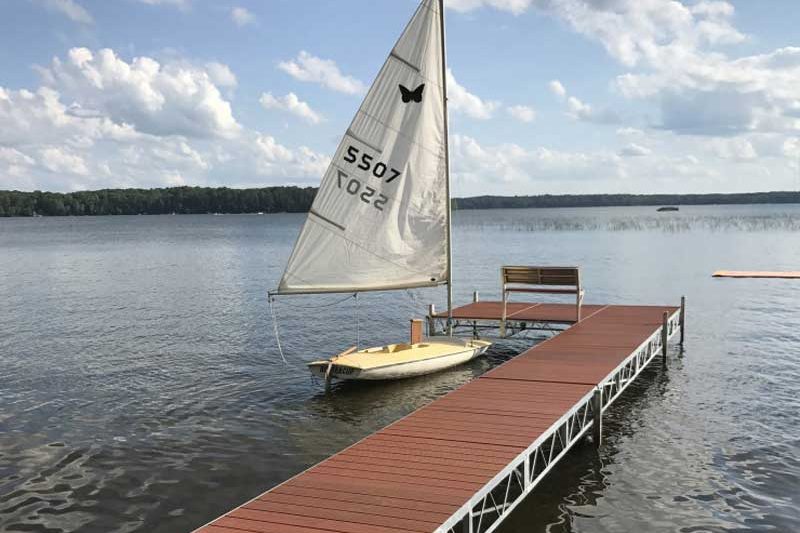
{"left": 657, "top": 206, "right": 680, "bottom": 212}
{"left": 269, "top": 0, "right": 491, "bottom": 387}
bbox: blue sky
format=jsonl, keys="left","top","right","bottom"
{"left": 1, "top": 0, "right": 800, "bottom": 195}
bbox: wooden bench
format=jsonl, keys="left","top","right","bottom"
{"left": 501, "top": 266, "right": 585, "bottom": 333}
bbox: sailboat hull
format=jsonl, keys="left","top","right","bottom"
{"left": 308, "top": 339, "right": 491, "bottom": 381}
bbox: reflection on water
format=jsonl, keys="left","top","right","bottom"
{"left": 1, "top": 205, "right": 800, "bottom": 532}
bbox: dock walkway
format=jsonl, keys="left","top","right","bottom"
{"left": 196, "top": 302, "right": 681, "bottom": 533}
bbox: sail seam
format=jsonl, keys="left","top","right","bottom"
{"left": 289, "top": 215, "right": 444, "bottom": 280}
{"left": 345, "top": 129, "right": 383, "bottom": 154}
{"left": 354, "top": 108, "right": 444, "bottom": 161}
{"left": 389, "top": 51, "right": 420, "bottom": 72}
{"left": 309, "top": 209, "right": 345, "bottom": 231}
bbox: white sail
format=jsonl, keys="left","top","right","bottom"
{"left": 277, "top": 0, "right": 448, "bottom": 295}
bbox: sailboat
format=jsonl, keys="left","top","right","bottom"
{"left": 270, "top": 0, "right": 491, "bottom": 384}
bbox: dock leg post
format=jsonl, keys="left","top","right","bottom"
{"left": 661, "top": 311, "right": 669, "bottom": 366}
{"left": 679, "top": 296, "right": 686, "bottom": 348}
{"left": 427, "top": 304, "right": 436, "bottom": 337}
{"left": 591, "top": 388, "right": 603, "bottom": 448}
{"left": 472, "top": 291, "right": 479, "bottom": 338}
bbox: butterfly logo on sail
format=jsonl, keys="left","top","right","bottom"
{"left": 399, "top": 83, "right": 425, "bottom": 103}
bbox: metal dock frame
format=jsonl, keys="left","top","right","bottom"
{"left": 437, "top": 308, "right": 681, "bottom": 533}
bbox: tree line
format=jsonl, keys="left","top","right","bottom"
{"left": 1, "top": 187, "right": 799, "bottom": 217}
{"left": 453, "top": 191, "right": 800, "bottom": 210}
{"left": 0, "top": 186, "right": 317, "bottom": 217}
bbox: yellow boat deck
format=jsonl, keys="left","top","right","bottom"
{"left": 310, "top": 339, "right": 489, "bottom": 371}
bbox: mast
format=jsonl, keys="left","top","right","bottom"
{"left": 439, "top": 0, "right": 454, "bottom": 336}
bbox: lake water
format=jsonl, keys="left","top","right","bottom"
{"left": 1, "top": 205, "right": 799, "bottom": 533}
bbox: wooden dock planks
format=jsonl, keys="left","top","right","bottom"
{"left": 713, "top": 270, "right": 800, "bottom": 279}
{"left": 195, "top": 303, "right": 679, "bottom": 533}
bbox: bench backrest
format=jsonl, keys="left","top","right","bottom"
{"left": 503, "top": 266, "right": 580, "bottom": 289}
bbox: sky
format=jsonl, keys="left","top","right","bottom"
{"left": 1, "top": 0, "right": 800, "bottom": 196}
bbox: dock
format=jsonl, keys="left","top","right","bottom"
{"left": 195, "top": 301, "right": 684, "bottom": 533}
{"left": 713, "top": 270, "right": 800, "bottom": 279}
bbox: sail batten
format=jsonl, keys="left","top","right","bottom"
{"left": 276, "top": 0, "right": 448, "bottom": 296}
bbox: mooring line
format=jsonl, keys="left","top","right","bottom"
{"left": 268, "top": 295, "right": 288, "bottom": 365}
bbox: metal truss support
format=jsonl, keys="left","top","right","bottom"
{"left": 426, "top": 315, "right": 570, "bottom": 340}
{"left": 436, "top": 308, "right": 682, "bottom": 533}
{"left": 591, "top": 388, "right": 603, "bottom": 448}
{"left": 661, "top": 311, "right": 668, "bottom": 366}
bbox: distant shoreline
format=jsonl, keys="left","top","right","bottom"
{"left": 1, "top": 187, "right": 799, "bottom": 217}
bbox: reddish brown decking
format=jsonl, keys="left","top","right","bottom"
{"left": 195, "top": 303, "right": 680, "bottom": 533}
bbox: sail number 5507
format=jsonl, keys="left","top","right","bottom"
{"left": 337, "top": 172, "right": 388, "bottom": 211}
{"left": 343, "top": 146, "right": 401, "bottom": 183}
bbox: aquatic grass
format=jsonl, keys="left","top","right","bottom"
{"left": 458, "top": 214, "right": 800, "bottom": 233}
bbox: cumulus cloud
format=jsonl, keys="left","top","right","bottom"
{"left": 567, "top": 96, "right": 621, "bottom": 124}
{"left": 260, "top": 92, "right": 323, "bottom": 124}
{"left": 446, "top": 70, "right": 500, "bottom": 119}
{"left": 709, "top": 137, "right": 758, "bottom": 160}
{"left": 250, "top": 134, "right": 330, "bottom": 179}
{"left": 507, "top": 105, "right": 536, "bottom": 123}
{"left": 616, "top": 127, "right": 644, "bottom": 137}
{"left": 443, "top": 0, "right": 800, "bottom": 145}
{"left": 448, "top": 133, "right": 757, "bottom": 195}
{"left": 451, "top": 134, "right": 625, "bottom": 192}
{"left": 547, "top": 80, "right": 620, "bottom": 124}
{"left": 619, "top": 46, "right": 800, "bottom": 136}
{"left": 0, "top": 147, "right": 36, "bottom": 183}
{"left": 0, "top": 86, "right": 138, "bottom": 147}
{"left": 450, "top": 0, "right": 779, "bottom": 140}
{"left": 39, "top": 48, "right": 241, "bottom": 139}
{"left": 549, "top": 80, "right": 567, "bottom": 99}
{"left": 135, "top": 0, "right": 190, "bottom": 9}
{"left": 542, "top": 0, "right": 746, "bottom": 68}
{"left": 278, "top": 51, "right": 366, "bottom": 95}
{"left": 205, "top": 62, "right": 237, "bottom": 88}
{"left": 230, "top": 6, "right": 255, "bottom": 26}
{"left": 446, "top": 0, "right": 533, "bottom": 16}
{"left": 40, "top": 146, "right": 89, "bottom": 175}
{"left": 0, "top": 48, "right": 330, "bottom": 192}
{"left": 525, "top": 0, "right": 798, "bottom": 139}
{"left": 618, "top": 143, "right": 652, "bottom": 157}
{"left": 35, "top": 0, "right": 92, "bottom": 24}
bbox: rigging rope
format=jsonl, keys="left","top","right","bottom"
{"left": 267, "top": 290, "right": 438, "bottom": 365}
{"left": 267, "top": 292, "right": 360, "bottom": 365}
{"left": 268, "top": 295, "right": 288, "bottom": 365}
